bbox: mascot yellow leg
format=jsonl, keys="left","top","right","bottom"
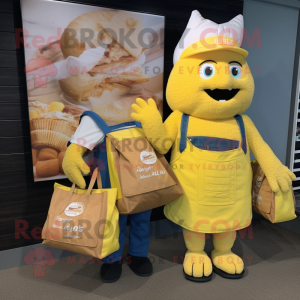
{"left": 211, "top": 231, "right": 244, "bottom": 278}
{"left": 183, "top": 228, "right": 213, "bottom": 282}
{"left": 62, "top": 143, "right": 90, "bottom": 189}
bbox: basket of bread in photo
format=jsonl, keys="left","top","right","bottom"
{"left": 29, "top": 101, "right": 85, "bottom": 179}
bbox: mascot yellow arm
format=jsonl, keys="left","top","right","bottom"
{"left": 131, "top": 98, "right": 179, "bottom": 154}
{"left": 62, "top": 143, "right": 90, "bottom": 189}
{"left": 243, "top": 115, "right": 296, "bottom": 192}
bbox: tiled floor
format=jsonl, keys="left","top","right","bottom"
{"left": 1, "top": 219, "right": 300, "bottom": 300}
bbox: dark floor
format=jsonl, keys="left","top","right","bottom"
{"left": 1, "top": 219, "right": 300, "bottom": 300}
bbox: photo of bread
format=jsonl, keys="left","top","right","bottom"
{"left": 21, "top": 0, "right": 165, "bottom": 181}
{"left": 32, "top": 148, "right": 38, "bottom": 166}
{"left": 60, "top": 10, "right": 145, "bottom": 72}
{"left": 28, "top": 100, "right": 86, "bottom": 180}
{"left": 36, "top": 159, "right": 60, "bottom": 177}
{"left": 29, "top": 101, "right": 83, "bottom": 152}
{"left": 59, "top": 9, "right": 164, "bottom": 123}
{"left": 38, "top": 148, "right": 58, "bottom": 161}
{"left": 58, "top": 151, "right": 66, "bottom": 174}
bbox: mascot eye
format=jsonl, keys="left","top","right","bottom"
{"left": 230, "top": 65, "right": 242, "bottom": 79}
{"left": 199, "top": 63, "right": 215, "bottom": 79}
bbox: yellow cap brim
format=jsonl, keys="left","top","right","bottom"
{"left": 180, "top": 36, "right": 248, "bottom": 60}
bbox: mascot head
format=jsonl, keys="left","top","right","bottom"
{"left": 166, "top": 10, "right": 254, "bottom": 120}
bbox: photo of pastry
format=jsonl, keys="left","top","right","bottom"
{"left": 20, "top": 0, "right": 165, "bottom": 182}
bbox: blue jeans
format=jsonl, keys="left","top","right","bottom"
{"left": 102, "top": 209, "right": 152, "bottom": 263}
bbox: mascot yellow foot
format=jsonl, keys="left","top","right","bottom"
{"left": 211, "top": 231, "right": 244, "bottom": 279}
{"left": 183, "top": 229, "right": 213, "bottom": 282}
{"left": 62, "top": 143, "right": 90, "bottom": 188}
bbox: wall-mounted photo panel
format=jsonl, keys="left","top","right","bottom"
{"left": 20, "top": 0, "right": 165, "bottom": 182}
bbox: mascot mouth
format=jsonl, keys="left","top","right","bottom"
{"left": 204, "top": 89, "right": 240, "bottom": 102}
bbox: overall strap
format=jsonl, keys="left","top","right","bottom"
{"left": 135, "top": 121, "right": 143, "bottom": 128}
{"left": 81, "top": 111, "right": 142, "bottom": 132}
{"left": 109, "top": 120, "right": 142, "bottom": 131}
{"left": 234, "top": 115, "right": 247, "bottom": 154}
{"left": 80, "top": 111, "right": 111, "bottom": 135}
{"left": 96, "top": 139, "right": 111, "bottom": 189}
{"left": 179, "top": 113, "right": 189, "bottom": 153}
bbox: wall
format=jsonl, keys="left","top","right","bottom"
{"left": 243, "top": 0, "right": 299, "bottom": 163}
{"left": 0, "top": 0, "right": 244, "bottom": 251}
{"left": 243, "top": 0, "right": 300, "bottom": 233}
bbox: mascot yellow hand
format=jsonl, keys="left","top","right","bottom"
{"left": 132, "top": 98, "right": 180, "bottom": 154}
{"left": 265, "top": 164, "right": 295, "bottom": 193}
{"left": 131, "top": 98, "right": 163, "bottom": 132}
{"left": 131, "top": 98, "right": 169, "bottom": 153}
{"left": 243, "top": 115, "right": 296, "bottom": 193}
{"left": 62, "top": 143, "right": 90, "bottom": 188}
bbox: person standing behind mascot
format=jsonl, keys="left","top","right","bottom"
{"left": 62, "top": 116, "right": 153, "bottom": 283}
{"left": 131, "top": 10, "right": 296, "bottom": 281}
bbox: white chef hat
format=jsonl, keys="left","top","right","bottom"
{"left": 173, "top": 10, "right": 248, "bottom": 64}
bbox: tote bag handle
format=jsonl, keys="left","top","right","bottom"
{"left": 86, "top": 168, "right": 102, "bottom": 195}
{"left": 60, "top": 168, "right": 102, "bottom": 213}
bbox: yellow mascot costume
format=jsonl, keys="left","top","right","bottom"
{"left": 131, "top": 10, "right": 295, "bottom": 281}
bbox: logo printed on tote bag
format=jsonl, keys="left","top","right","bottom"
{"left": 253, "top": 175, "right": 263, "bottom": 204}
{"left": 64, "top": 202, "right": 85, "bottom": 217}
{"left": 140, "top": 149, "right": 157, "bottom": 165}
{"left": 254, "top": 175, "right": 262, "bottom": 195}
{"left": 255, "top": 176, "right": 262, "bottom": 188}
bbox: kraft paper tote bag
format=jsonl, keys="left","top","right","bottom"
{"left": 81, "top": 111, "right": 184, "bottom": 215}
{"left": 251, "top": 160, "right": 296, "bottom": 223}
{"left": 42, "top": 167, "right": 119, "bottom": 259}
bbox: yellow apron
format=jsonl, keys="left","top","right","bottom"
{"left": 164, "top": 114, "right": 252, "bottom": 233}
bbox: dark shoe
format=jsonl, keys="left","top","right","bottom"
{"left": 126, "top": 255, "right": 153, "bottom": 277}
{"left": 213, "top": 264, "right": 244, "bottom": 279}
{"left": 100, "top": 260, "right": 122, "bottom": 283}
{"left": 183, "top": 269, "right": 213, "bottom": 282}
